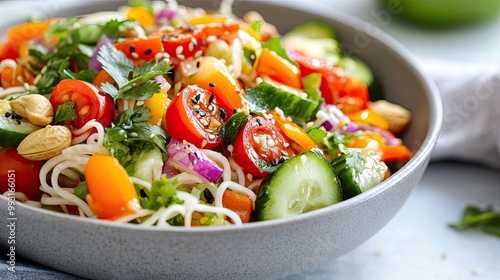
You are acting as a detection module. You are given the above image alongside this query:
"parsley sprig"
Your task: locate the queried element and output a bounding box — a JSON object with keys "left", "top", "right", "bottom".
{"left": 97, "top": 45, "right": 172, "bottom": 100}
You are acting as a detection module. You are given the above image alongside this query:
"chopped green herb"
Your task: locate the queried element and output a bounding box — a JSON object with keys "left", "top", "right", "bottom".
{"left": 450, "top": 205, "right": 500, "bottom": 238}
{"left": 52, "top": 101, "right": 77, "bottom": 125}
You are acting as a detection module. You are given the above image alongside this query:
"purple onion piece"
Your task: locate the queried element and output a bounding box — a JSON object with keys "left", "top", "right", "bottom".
{"left": 155, "top": 9, "right": 178, "bottom": 22}
{"left": 154, "top": 75, "right": 169, "bottom": 89}
{"left": 88, "top": 35, "right": 113, "bottom": 71}
{"left": 165, "top": 138, "right": 223, "bottom": 183}
{"left": 321, "top": 120, "right": 334, "bottom": 131}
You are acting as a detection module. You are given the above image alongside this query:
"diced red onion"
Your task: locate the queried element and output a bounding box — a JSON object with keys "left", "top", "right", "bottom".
{"left": 154, "top": 75, "right": 169, "bottom": 90}
{"left": 340, "top": 121, "right": 359, "bottom": 134}
{"left": 165, "top": 138, "right": 223, "bottom": 183}
{"left": 321, "top": 119, "right": 334, "bottom": 131}
{"left": 88, "top": 35, "right": 113, "bottom": 71}
{"left": 155, "top": 9, "right": 178, "bottom": 22}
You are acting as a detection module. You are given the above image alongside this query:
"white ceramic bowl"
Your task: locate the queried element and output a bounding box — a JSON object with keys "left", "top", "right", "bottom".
{"left": 0, "top": 1, "right": 442, "bottom": 279}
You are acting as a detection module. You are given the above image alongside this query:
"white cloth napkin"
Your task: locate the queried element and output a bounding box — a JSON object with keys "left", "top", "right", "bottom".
{"left": 418, "top": 58, "right": 500, "bottom": 169}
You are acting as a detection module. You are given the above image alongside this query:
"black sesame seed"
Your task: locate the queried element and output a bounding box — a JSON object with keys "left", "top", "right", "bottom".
{"left": 233, "top": 109, "right": 238, "bottom": 114}
{"left": 191, "top": 94, "right": 201, "bottom": 104}
{"left": 236, "top": 90, "right": 241, "bottom": 94}
{"left": 5, "top": 112, "right": 11, "bottom": 118}
{"left": 144, "top": 49, "right": 152, "bottom": 55}
{"left": 199, "top": 110, "right": 206, "bottom": 117}
{"left": 208, "top": 94, "right": 214, "bottom": 104}
{"left": 15, "top": 120, "right": 21, "bottom": 125}
{"left": 209, "top": 82, "right": 215, "bottom": 87}
{"left": 278, "top": 157, "right": 286, "bottom": 164}
{"left": 256, "top": 118, "right": 262, "bottom": 126}
{"left": 12, "top": 114, "right": 22, "bottom": 120}
{"left": 193, "top": 108, "right": 200, "bottom": 113}
{"left": 219, "top": 107, "right": 226, "bottom": 119}
{"left": 270, "top": 159, "right": 277, "bottom": 166}
{"left": 200, "top": 38, "right": 205, "bottom": 46}
{"left": 129, "top": 45, "right": 136, "bottom": 53}
{"left": 207, "top": 104, "right": 214, "bottom": 112}
{"left": 196, "top": 61, "right": 200, "bottom": 68}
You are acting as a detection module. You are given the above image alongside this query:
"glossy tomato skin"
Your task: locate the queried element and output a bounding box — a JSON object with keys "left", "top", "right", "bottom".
{"left": 115, "top": 36, "right": 163, "bottom": 62}
{"left": 0, "top": 148, "right": 44, "bottom": 199}
{"left": 288, "top": 49, "right": 369, "bottom": 109}
{"left": 165, "top": 85, "right": 227, "bottom": 149}
{"left": 232, "top": 116, "right": 294, "bottom": 177}
{"left": 50, "top": 79, "right": 115, "bottom": 138}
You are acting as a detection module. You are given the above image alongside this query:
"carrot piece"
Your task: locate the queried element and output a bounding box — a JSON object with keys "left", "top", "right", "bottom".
{"left": 84, "top": 154, "right": 140, "bottom": 220}
{"left": 222, "top": 190, "right": 253, "bottom": 223}
{"left": 92, "top": 69, "right": 114, "bottom": 88}
{"left": 381, "top": 144, "right": 413, "bottom": 163}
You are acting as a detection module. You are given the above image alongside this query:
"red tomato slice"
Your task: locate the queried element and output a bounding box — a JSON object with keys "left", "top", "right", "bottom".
{"left": 50, "top": 79, "right": 115, "bottom": 139}
{"left": 0, "top": 148, "right": 44, "bottom": 199}
{"left": 288, "top": 49, "right": 369, "bottom": 108}
{"left": 115, "top": 36, "right": 163, "bottom": 62}
{"left": 157, "top": 25, "right": 205, "bottom": 66}
{"left": 232, "top": 116, "right": 294, "bottom": 177}
{"left": 165, "top": 85, "right": 227, "bottom": 149}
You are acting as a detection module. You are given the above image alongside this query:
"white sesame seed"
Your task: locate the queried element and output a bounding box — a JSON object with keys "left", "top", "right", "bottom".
{"left": 194, "top": 50, "right": 203, "bottom": 58}
{"left": 163, "top": 52, "right": 170, "bottom": 58}
{"left": 131, "top": 52, "right": 139, "bottom": 59}
{"left": 200, "top": 119, "right": 209, "bottom": 126}
{"left": 175, "top": 46, "right": 184, "bottom": 54}
{"left": 206, "top": 35, "right": 217, "bottom": 43}
{"left": 155, "top": 52, "right": 163, "bottom": 60}
{"left": 227, "top": 145, "right": 234, "bottom": 153}
{"left": 136, "top": 100, "right": 144, "bottom": 106}
{"left": 176, "top": 54, "right": 185, "bottom": 60}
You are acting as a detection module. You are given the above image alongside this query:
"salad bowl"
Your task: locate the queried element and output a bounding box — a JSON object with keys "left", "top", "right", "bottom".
{"left": 0, "top": 0, "right": 442, "bottom": 279}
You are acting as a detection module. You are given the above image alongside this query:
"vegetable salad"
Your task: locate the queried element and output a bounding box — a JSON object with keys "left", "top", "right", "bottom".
{"left": 0, "top": 0, "right": 413, "bottom": 226}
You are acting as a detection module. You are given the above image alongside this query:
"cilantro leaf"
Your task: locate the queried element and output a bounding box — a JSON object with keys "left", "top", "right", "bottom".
{"left": 52, "top": 101, "right": 77, "bottom": 124}
{"left": 97, "top": 45, "right": 172, "bottom": 100}
{"left": 449, "top": 205, "right": 500, "bottom": 237}
{"left": 139, "top": 175, "right": 183, "bottom": 210}
{"left": 74, "top": 181, "right": 89, "bottom": 201}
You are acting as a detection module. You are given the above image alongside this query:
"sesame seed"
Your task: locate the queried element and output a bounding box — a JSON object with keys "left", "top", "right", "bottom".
{"left": 200, "top": 119, "right": 209, "bottom": 126}
{"left": 163, "top": 52, "right": 170, "bottom": 58}
{"left": 196, "top": 61, "right": 200, "bottom": 68}
{"left": 227, "top": 145, "right": 234, "bottom": 153}
{"left": 155, "top": 53, "right": 163, "bottom": 60}
{"left": 208, "top": 93, "right": 214, "bottom": 103}
{"left": 131, "top": 52, "right": 139, "bottom": 59}
{"left": 206, "top": 35, "right": 217, "bottom": 43}
{"left": 209, "top": 82, "right": 215, "bottom": 87}
{"left": 194, "top": 50, "right": 203, "bottom": 58}
{"left": 188, "top": 42, "right": 195, "bottom": 52}
{"left": 177, "top": 54, "right": 185, "bottom": 60}
{"left": 256, "top": 118, "right": 262, "bottom": 126}
{"left": 176, "top": 46, "right": 184, "bottom": 54}
{"left": 136, "top": 100, "right": 144, "bottom": 106}
{"left": 129, "top": 45, "right": 136, "bottom": 53}
{"left": 144, "top": 49, "right": 152, "bottom": 55}
{"left": 208, "top": 134, "right": 215, "bottom": 140}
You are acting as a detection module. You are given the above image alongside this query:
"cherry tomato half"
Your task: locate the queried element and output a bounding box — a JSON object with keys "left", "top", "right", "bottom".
{"left": 0, "top": 148, "right": 44, "bottom": 199}
{"left": 232, "top": 116, "right": 294, "bottom": 177}
{"left": 115, "top": 35, "right": 163, "bottom": 62}
{"left": 288, "top": 49, "right": 369, "bottom": 108}
{"left": 157, "top": 25, "right": 205, "bottom": 66}
{"left": 165, "top": 85, "right": 227, "bottom": 149}
{"left": 50, "top": 79, "right": 115, "bottom": 139}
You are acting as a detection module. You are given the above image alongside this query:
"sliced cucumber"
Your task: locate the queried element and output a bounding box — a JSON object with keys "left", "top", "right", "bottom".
{"left": 0, "top": 101, "right": 42, "bottom": 148}
{"left": 245, "top": 81, "right": 323, "bottom": 122}
{"left": 255, "top": 150, "right": 342, "bottom": 221}
{"left": 287, "top": 20, "right": 337, "bottom": 39}
{"left": 330, "top": 148, "right": 388, "bottom": 199}
{"left": 0, "top": 115, "right": 42, "bottom": 148}
{"left": 337, "top": 56, "right": 374, "bottom": 87}
{"left": 281, "top": 34, "right": 340, "bottom": 66}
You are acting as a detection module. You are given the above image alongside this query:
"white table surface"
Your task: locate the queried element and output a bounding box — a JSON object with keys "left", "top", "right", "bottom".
{"left": 1, "top": 1, "right": 500, "bottom": 279}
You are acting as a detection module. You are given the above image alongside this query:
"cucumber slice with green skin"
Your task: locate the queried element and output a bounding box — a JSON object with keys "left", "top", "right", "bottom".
{"left": 287, "top": 20, "right": 337, "bottom": 39}
{"left": 337, "top": 56, "right": 374, "bottom": 87}
{"left": 245, "top": 81, "right": 323, "bottom": 122}
{"left": 255, "top": 150, "right": 342, "bottom": 221}
{"left": 330, "top": 148, "right": 388, "bottom": 199}
{"left": 0, "top": 115, "right": 42, "bottom": 148}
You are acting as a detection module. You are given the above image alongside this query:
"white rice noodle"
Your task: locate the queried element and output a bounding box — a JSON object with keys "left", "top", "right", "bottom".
{"left": 230, "top": 38, "right": 242, "bottom": 78}
{"left": 215, "top": 181, "right": 256, "bottom": 210}
{"left": 228, "top": 157, "right": 245, "bottom": 186}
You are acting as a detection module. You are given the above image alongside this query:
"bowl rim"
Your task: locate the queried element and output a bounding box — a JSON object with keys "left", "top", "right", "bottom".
{"left": 0, "top": 0, "right": 443, "bottom": 234}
